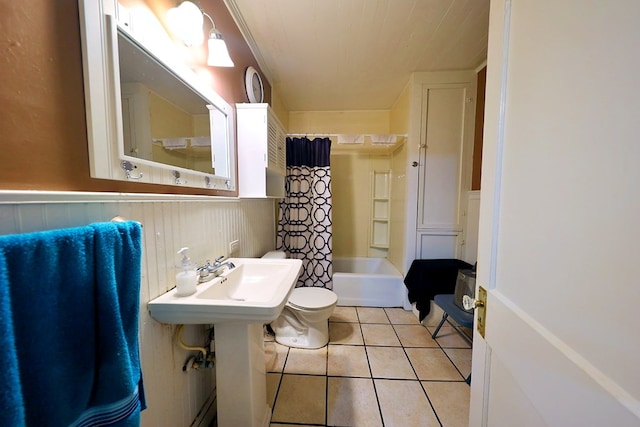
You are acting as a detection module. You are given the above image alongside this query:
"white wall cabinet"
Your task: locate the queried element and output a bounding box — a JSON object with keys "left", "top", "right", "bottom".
{"left": 417, "top": 231, "right": 460, "bottom": 259}
{"left": 403, "top": 71, "right": 477, "bottom": 268}
{"left": 236, "top": 103, "right": 286, "bottom": 198}
{"left": 416, "top": 84, "right": 473, "bottom": 231}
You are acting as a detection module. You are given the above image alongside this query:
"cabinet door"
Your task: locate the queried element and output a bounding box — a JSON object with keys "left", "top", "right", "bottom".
{"left": 417, "top": 84, "right": 472, "bottom": 230}
{"left": 267, "top": 110, "right": 286, "bottom": 174}
{"left": 416, "top": 231, "right": 460, "bottom": 259}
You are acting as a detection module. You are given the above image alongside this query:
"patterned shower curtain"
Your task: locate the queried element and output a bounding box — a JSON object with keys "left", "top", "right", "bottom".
{"left": 277, "top": 137, "right": 333, "bottom": 289}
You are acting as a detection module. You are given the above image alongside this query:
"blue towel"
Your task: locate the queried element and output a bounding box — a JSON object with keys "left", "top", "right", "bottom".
{"left": 0, "top": 254, "right": 25, "bottom": 426}
{"left": 0, "top": 221, "right": 145, "bottom": 427}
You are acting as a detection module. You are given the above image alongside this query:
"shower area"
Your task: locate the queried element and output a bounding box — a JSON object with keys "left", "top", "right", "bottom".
{"left": 285, "top": 103, "right": 410, "bottom": 307}
{"left": 328, "top": 135, "right": 407, "bottom": 307}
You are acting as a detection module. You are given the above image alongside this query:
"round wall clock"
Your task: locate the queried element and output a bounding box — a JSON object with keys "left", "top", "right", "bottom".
{"left": 245, "top": 66, "right": 264, "bottom": 103}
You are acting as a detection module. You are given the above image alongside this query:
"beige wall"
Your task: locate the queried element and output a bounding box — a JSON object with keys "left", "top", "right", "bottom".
{"left": 289, "top": 110, "right": 390, "bottom": 134}
{"left": 288, "top": 110, "right": 400, "bottom": 258}
{"left": 146, "top": 93, "right": 213, "bottom": 173}
{"left": 387, "top": 85, "right": 410, "bottom": 272}
{"left": 388, "top": 142, "right": 408, "bottom": 271}
{"left": 270, "top": 86, "right": 290, "bottom": 130}
{"left": 330, "top": 152, "right": 392, "bottom": 257}
{"left": 390, "top": 83, "right": 410, "bottom": 135}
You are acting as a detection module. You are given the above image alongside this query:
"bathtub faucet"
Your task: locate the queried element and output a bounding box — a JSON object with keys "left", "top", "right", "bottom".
{"left": 197, "top": 256, "right": 236, "bottom": 283}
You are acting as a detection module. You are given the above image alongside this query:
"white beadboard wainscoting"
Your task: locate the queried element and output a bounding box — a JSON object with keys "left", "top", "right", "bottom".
{"left": 0, "top": 191, "right": 277, "bottom": 427}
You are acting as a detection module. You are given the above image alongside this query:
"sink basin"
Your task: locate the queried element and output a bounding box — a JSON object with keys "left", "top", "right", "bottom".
{"left": 148, "top": 257, "right": 302, "bottom": 324}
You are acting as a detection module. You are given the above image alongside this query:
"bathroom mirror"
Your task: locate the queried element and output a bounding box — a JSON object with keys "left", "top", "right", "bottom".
{"left": 78, "top": 0, "right": 236, "bottom": 191}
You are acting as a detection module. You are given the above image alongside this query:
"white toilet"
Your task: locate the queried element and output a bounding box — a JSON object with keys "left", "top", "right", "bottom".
{"left": 263, "top": 251, "right": 338, "bottom": 349}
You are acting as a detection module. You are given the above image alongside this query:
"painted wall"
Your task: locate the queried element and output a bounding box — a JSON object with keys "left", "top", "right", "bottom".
{"left": 0, "top": 0, "right": 269, "bottom": 197}
{"left": 389, "top": 84, "right": 410, "bottom": 135}
{"left": 387, "top": 84, "right": 410, "bottom": 272}
{"left": 289, "top": 110, "right": 390, "bottom": 134}
{"left": 0, "top": 0, "right": 278, "bottom": 425}
{"left": 388, "top": 142, "right": 408, "bottom": 271}
{"left": 147, "top": 92, "right": 213, "bottom": 174}
{"left": 270, "top": 86, "right": 290, "bottom": 130}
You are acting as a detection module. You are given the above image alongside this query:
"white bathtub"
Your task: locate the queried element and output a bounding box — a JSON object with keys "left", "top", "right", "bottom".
{"left": 332, "top": 257, "right": 406, "bottom": 307}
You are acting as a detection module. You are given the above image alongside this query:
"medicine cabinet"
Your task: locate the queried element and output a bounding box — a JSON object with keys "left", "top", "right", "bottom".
{"left": 78, "top": 0, "right": 236, "bottom": 191}
{"left": 236, "top": 103, "right": 286, "bottom": 198}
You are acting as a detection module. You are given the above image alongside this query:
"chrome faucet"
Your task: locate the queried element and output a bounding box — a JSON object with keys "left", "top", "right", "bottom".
{"left": 197, "top": 256, "right": 236, "bottom": 283}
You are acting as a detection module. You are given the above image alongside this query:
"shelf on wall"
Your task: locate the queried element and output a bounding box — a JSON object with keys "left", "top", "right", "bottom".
{"left": 370, "top": 170, "right": 391, "bottom": 249}
{"left": 287, "top": 134, "right": 407, "bottom": 155}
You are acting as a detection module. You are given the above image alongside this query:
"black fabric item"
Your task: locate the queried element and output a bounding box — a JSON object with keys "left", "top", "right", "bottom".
{"left": 404, "top": 259, "right": 473, "bottom": 321}
{"left": 286, "top": 137, "right": 332, "bottom": 167}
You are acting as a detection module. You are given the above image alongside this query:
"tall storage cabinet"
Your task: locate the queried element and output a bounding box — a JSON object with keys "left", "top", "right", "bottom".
{"left": 236, "top": 103, "right": 286, "bottom": 198}
{"left": 404, "top": 71, "right": 477, "bottom": 263}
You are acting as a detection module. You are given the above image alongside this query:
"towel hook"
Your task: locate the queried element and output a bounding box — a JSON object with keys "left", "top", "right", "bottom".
{"left": 173, "top": 170, "right": 187, "bottom": 185}
{"left": 120, "top": 160, "right": 143, "bottom": 180}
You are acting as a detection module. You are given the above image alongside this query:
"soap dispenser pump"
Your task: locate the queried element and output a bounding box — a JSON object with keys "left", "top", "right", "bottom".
{"left": 175, "top": 247, "right": 197, "bottom": 297}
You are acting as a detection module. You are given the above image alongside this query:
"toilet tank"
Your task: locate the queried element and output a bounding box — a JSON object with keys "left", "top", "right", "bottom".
{"left": 262, "top": 251, "right": 286, "bottom": 259}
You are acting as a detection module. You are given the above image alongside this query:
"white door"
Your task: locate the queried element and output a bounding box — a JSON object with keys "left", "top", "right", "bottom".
{"left": 470, "top": 0, "right": 640, "bottom": 425}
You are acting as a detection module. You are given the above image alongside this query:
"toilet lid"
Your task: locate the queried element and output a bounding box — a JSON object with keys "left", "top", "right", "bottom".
{"left": 288, "top": 287, "right": 337, "bottom": 310}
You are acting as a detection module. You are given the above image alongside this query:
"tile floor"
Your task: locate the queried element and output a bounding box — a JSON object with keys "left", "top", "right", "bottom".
{"left": 264, "top": 306, "right": 472, "bottom": 427}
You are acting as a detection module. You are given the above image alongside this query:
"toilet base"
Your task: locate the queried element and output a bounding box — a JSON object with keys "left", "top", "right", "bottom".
{"left": 271, "top": 319, "right": 330, "bottom": 349}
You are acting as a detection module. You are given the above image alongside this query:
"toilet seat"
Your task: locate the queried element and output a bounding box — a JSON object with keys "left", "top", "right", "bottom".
{"left": 287, "top": 287, "right": 337, "bottom": 311}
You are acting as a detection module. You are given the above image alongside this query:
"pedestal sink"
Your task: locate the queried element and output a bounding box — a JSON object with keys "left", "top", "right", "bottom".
{"left": 148, "top": 258, "right": 302, "bottom": 427}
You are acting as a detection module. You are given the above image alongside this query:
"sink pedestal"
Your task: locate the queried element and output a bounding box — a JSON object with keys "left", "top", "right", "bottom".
{"left": 146, "top": 258, "right": 303, "bottom": 425}
{"left": 214, "top": 322, "right": 270, "bottom": 427}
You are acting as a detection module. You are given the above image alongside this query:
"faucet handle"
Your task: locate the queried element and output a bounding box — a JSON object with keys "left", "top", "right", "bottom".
{"left": 213, "top": 255, "right": 225, "bottom": 266}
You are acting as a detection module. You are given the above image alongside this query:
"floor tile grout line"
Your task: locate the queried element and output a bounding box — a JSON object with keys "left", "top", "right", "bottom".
{"left": 360, "top": 307, "right": 387, "bottom": 426}
{"left": 370, "top": 374, "right": 386, "bottom": 427}
{"left": 437, "top": 317, "right": 474, "bottom": 344}
{"left": 324, "top": 341, "right": 329, "bottom": 427}
{"left": 323, "top": 374, "right": 328, "bottom": 426}
{"left": 418, "top": 380, "right": 445, "bottom": 427}
{"left": 271, "top": 307, "right": 471, "bottom": 426}
{"left": 425, "top": 321, "right": 471, "bottom": 383}
{"left": 389, "top": 307, "right": 456, "bottom": 425}
{"left": 331, "top": 320, "right": 420, "bottom": 325}
{"left": 441, "top": 347, "right": 469, "bottom": 382}
{"left": 398, "top": 328, "right": 445, "bottom": 427}
{"left": 270, "top": 345, "right": 290, "bottom": 418}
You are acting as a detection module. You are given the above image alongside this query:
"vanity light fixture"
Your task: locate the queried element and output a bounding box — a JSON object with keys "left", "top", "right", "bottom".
{"left": 167, "top": 1, "right": 234, "bottom": 67}
{"left": 167, "top": 1, "right": 204, "bottom": 47}
{"left": 205, "top": 22, "right": 234, "bottom": 67}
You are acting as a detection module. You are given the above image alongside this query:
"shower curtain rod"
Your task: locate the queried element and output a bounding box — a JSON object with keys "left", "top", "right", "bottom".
{"left": 287, "top": 133, "right": 339, "bottom": 137}
{"left": 286, "top": 133, "right": 408, "bottom": 137}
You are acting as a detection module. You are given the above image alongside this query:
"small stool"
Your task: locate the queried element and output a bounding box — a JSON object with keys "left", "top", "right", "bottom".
{"left": 432, "top": 294, "right": 474, "bottom": 384}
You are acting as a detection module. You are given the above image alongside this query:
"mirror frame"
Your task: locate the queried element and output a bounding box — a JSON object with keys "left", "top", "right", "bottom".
{"left": 78, "top": 0, "right": 236, "bottom": 191}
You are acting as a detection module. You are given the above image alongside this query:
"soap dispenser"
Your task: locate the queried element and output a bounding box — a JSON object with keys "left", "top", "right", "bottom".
{"left": 175, "top": 247, "right": 197, "bottom": 297}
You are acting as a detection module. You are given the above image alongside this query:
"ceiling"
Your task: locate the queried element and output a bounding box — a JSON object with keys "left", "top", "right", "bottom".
{"left": 225, "top": 0, "right": 490, "bottom": 112}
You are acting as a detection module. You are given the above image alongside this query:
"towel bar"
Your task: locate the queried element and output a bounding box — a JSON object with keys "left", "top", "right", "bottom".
{"left": 111, "top": 216, "right": 143, "bottom": 227}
